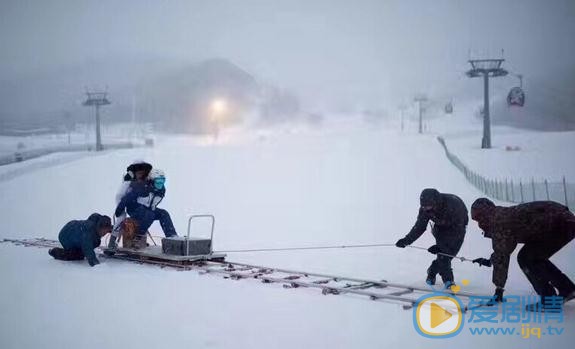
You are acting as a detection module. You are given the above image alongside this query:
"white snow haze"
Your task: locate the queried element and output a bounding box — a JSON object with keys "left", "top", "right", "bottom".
{"left": 1, "top": 1, "right": 574, "bottom": 349}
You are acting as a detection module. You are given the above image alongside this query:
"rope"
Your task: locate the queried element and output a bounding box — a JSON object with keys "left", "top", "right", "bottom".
{"left": 214, "top": 243, "right": 397, "bottom": 253}
{"left": 407, "top": 245, "right": 473, "bottom": 263}
{"left": 147, "top": 236, "right": 475, "bottom": 262}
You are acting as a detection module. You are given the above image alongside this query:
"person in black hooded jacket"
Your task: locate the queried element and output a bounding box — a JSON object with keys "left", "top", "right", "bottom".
{"left": 471, "top": 198, "right": 575, "bottom": 309}
{"left": 49, "top": 213, "right": 112, "bottom": 266}
{"left": 395, "top": 188, "right": 469, "bottom": 288}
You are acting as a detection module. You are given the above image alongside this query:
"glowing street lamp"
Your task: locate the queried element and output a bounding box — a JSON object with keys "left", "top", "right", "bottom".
{"left": 209, "top": 98, "right": 228, "bottom": 140}
{"left": 210, "top": 99, "right": 228, "bottom": 117}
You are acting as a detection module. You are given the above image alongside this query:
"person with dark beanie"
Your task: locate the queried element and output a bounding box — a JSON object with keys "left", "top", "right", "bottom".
{"left": 396, "top": 188, "right": 469, "bottom": 289}
{"left": 471, "top": 198, "right": 575, "bottom": 311}
{"left": 49, "top": 213, "right": 112, "bottom": 267}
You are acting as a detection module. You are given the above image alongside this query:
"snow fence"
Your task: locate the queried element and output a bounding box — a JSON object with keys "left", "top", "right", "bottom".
{"left": 437, "top": 136, "right": 574, "bottom": 212}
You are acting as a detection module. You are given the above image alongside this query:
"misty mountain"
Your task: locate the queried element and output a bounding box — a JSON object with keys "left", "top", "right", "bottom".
{"left": 0, "top": 57, "right": 301, "bottom": 133}
{"left": 136, "top": 58, "right": 259, "bottom": 133}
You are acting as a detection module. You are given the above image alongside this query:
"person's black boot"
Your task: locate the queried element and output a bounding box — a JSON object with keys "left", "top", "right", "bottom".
{"left": 426, "top": 274, "right": 436, "bottom": 286}
{"left": 49, "top": 248, "right": 84, "bottom": 261}
{"left": 444, "top": 281, "right": 456, "bottom": 291}
{"left": 49, "top": 247, "right": 66, "bottom": 260}
{"left": 104, "top": 235, "right": 117, "bottom": 256}
{"left": 560, "top": 290, "right": 575, "bottom": 303}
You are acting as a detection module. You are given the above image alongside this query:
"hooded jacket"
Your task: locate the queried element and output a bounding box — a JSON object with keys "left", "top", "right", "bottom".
{"left": 403, "top": 193, "right": 469, "bottom": 245}
{"left": 478, "top": 201, "right": 574, "bottom": 288}
{"left": 58, "top": 213, "right": 104, "bottom": 266}
{"left": 115, "top": 181, "right": 165, "bottom": 217}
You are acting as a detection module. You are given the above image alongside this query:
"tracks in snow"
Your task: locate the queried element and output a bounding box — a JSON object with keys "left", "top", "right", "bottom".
{"left": 1, "top": 237, "right": 488, "bottom": 310}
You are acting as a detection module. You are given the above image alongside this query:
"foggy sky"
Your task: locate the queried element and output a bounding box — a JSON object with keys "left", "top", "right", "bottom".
{"left": 1, "top": 0, "right": 574, "bottom": 110}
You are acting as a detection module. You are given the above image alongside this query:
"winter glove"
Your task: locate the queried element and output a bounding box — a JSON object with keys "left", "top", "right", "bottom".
{"left": 395, "top": 238, "right": 409, "bottom": 248}
{"left": 472, "top": 257, "right": 492, "bottom": 267}
{"left": 114, "top": 206, "right": 124, "bottom": 218}
{"left": 427, "top": 245, "right": 441, "bottom": 255}
{"left": 487, "top": 287, "right": 505, "bottom": 305}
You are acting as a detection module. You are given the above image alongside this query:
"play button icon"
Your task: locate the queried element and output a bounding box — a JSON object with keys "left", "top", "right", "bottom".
{"left": 413, "top": 294, "right": 464, "bottom": 338}
{"left": 431, "top": 302, "right": 452, "bottom": 328}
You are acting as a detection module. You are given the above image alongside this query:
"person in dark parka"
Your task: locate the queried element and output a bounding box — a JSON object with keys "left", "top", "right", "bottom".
{"left": 471, "top": 198, "right": 575, "bottom": 310}
{"left": 395, "top": 188, "right": 469, "bottom": 288}
{"left": 49, "top": 213, "right": 112, "bottom": 266}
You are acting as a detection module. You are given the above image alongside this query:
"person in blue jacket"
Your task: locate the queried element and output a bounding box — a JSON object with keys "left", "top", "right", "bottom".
{"left": 49, "top": 213, "right": 113, "bottom": 266}
{"left": 113, "top": 168, "right": 177, "bottom": 248}
{"left": 107, "top": 160, "right": 153, "bottom": 251}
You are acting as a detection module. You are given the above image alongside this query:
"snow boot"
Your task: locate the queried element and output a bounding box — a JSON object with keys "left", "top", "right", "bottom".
{"left": 104, "top": 235, "right": 117, "bottom": 256}
{"left": 560, "top": 290, "right": 575, "bottom": 304}
{"left": 48, "top": 247, "right": 61, "bottom": 259}
{"left": 426, "top": 275, "right": 436, "bottom": 286}
{"left": 49, "top": 248, "right": 84, "bottom": 261}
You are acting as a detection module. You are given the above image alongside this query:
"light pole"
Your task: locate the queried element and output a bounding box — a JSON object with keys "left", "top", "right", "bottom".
{"left": 209, "top": 98, "right": 228, "bottom": 141}
{"left": 83, "top": 91, "right": 111, "bottom": 151}
{"left": 466, "top": 59, "right": 508, "bottom": 149}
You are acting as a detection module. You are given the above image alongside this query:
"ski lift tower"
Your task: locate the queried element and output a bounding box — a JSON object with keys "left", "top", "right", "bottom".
{"left": 83, "top": 91, "right": 111, "bottom": 151}
{"left": 466, "top": 58, "right": 508, "bottom": 149}
{"left": 413, "top": 94, "right": 427, "bottom": 134}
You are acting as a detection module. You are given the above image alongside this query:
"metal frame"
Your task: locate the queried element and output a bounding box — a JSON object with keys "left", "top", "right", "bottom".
{"left": 186, "top": 214, "right": 216, "bottom": 254}
{"left": 114, "top": 246, "right": 226, "bottom": 262}
{"left": 6, "top": 238, "right": 487, "bottom": 311}
{"left": 83, "top": 91, "right": 111, "bottom": 151}
{"left": 466, "top": 58, "right": 508, "bottom": 149}
{"left": 222, "top": 260, "right": 482, "bottom": 299}
{"left": 413, "top": 95, "right": 427, "bottom": 134}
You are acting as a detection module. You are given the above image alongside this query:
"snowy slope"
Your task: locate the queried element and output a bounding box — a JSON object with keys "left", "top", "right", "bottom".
{"left": 427, "top": 110, "right": 575, "bottom": 181}
{"left": 1, "top": 120, "right": 574, "bottom": 348}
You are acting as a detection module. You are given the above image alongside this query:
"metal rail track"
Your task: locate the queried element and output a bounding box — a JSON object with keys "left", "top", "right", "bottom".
{"left": 1, "top": 238, "right": 487, "bottom": 310}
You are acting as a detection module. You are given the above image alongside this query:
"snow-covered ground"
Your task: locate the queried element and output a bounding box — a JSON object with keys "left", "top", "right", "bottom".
{"left": 0, "top": 119, "right": 573, "bottom": 348}
{"left": 429, "top": 111, "right": 575, "bottom": 182}
{"left": 0, "top": 122, "right": 152, "bottom": 157}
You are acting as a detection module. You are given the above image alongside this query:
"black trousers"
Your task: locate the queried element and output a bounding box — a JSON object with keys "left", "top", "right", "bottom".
{"left": 517, "top": 230, "right": 575, "bottom": 298}
{"left": 427, "top": 225, "right": 466, "bottom": 283}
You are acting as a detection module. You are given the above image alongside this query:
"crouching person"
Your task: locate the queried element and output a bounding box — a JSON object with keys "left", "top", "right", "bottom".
{"left": 49, "top": 213, "right": 113, "bottom": 267}
{"left": 471, "top": 198, "right": 575, "bottom": 310}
